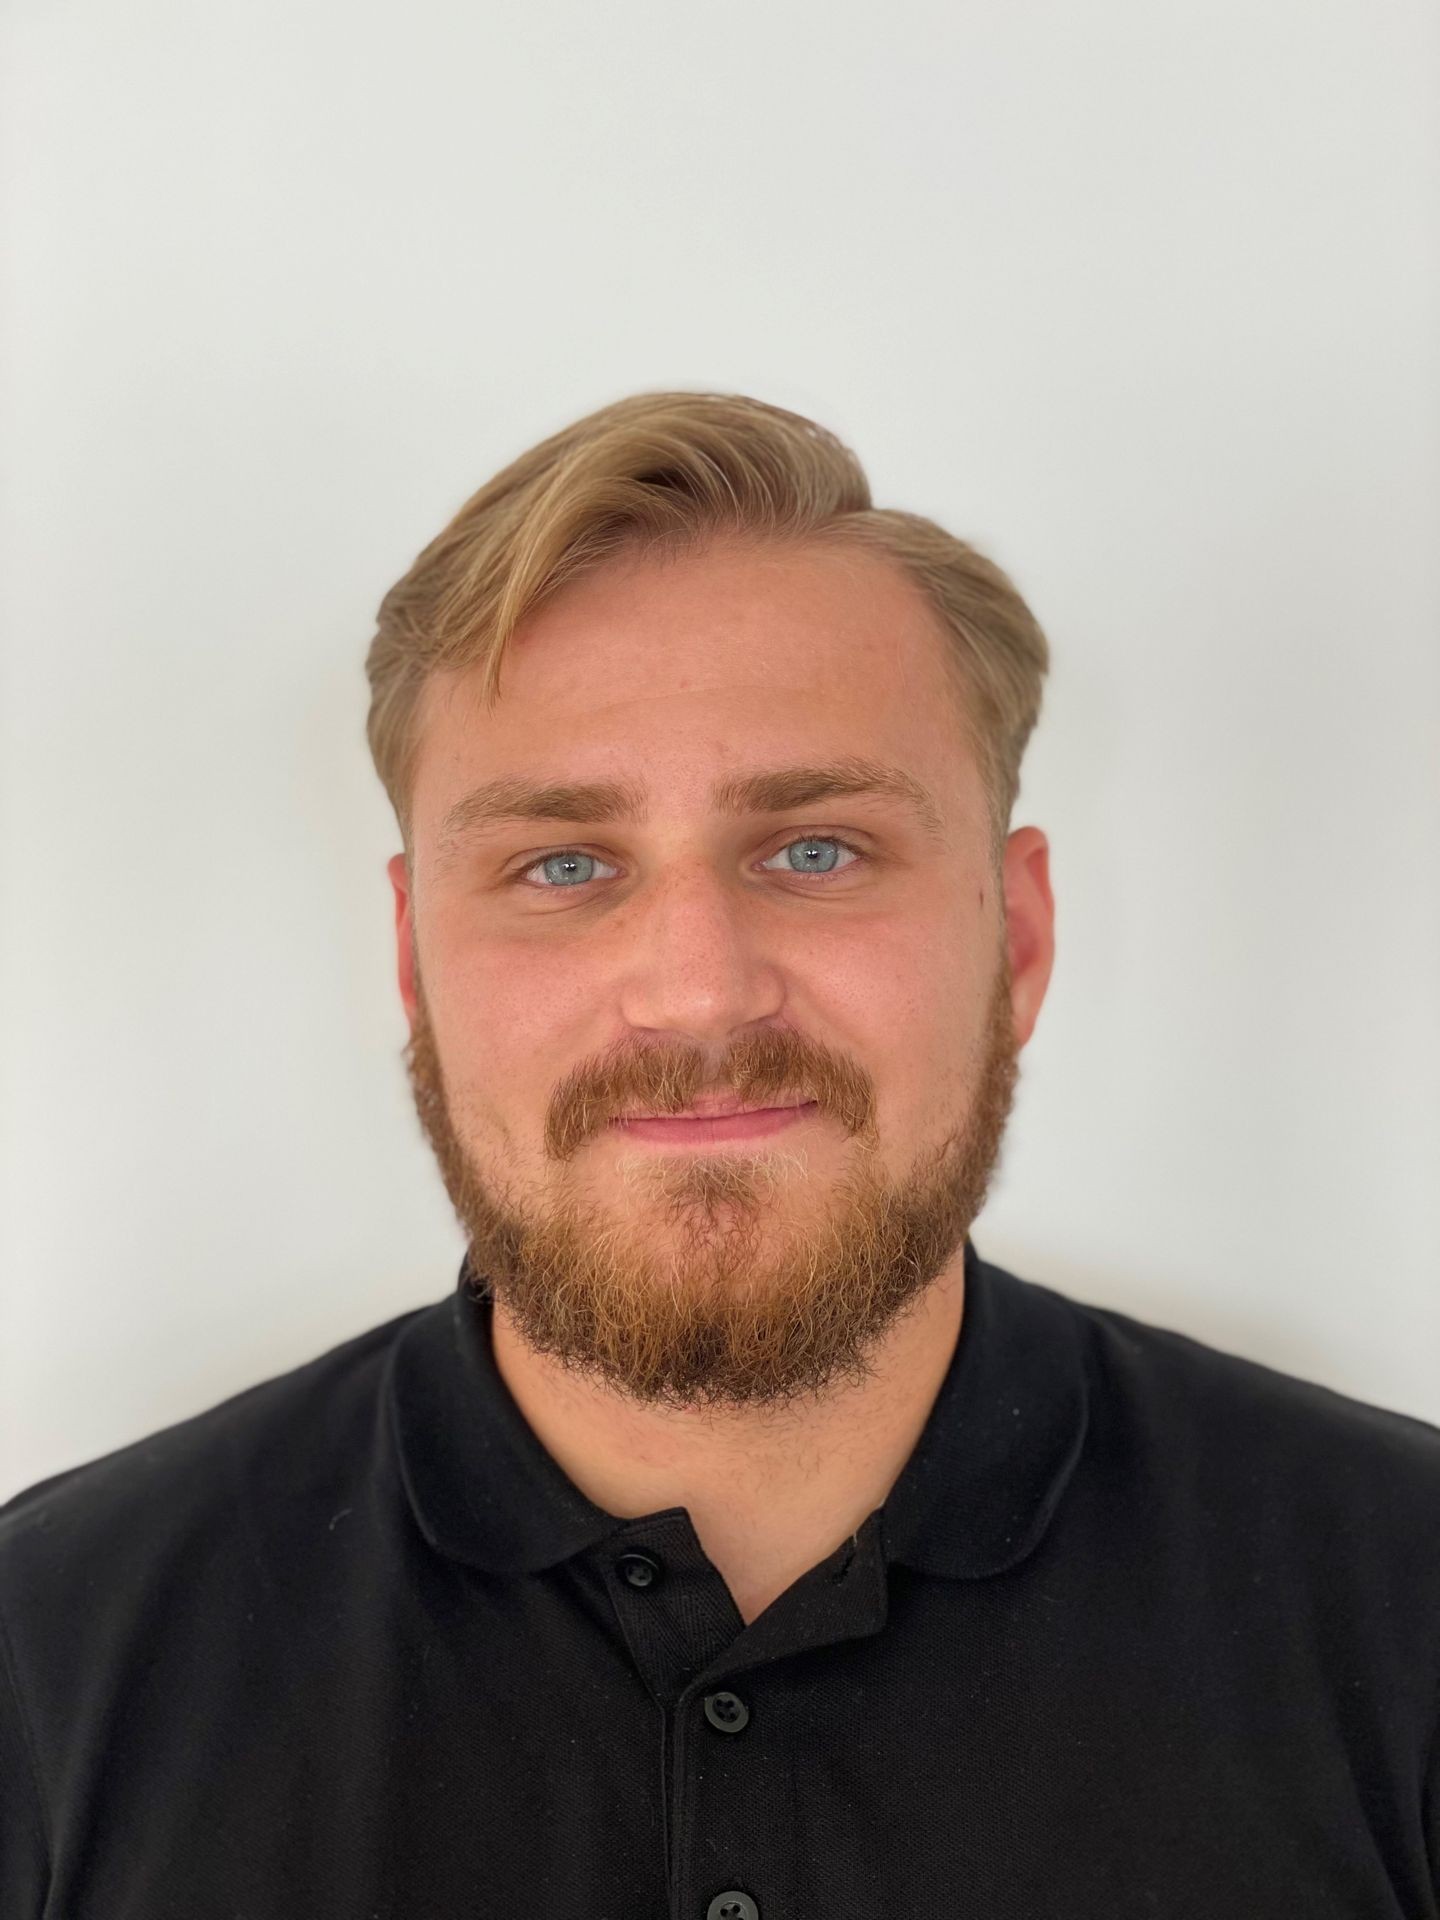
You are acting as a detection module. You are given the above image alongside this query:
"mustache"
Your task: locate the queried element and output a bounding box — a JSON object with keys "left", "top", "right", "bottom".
{"left": 544, "top": 1026, "right": 876, "bottom": 1160}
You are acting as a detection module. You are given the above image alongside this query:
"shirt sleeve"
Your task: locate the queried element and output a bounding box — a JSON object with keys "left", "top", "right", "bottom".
{"left": 0, "top": 1603, "right": 49, "bottom": 1916}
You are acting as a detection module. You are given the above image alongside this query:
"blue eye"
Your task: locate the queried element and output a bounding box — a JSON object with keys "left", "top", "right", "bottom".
{"left": 528, "top": 851, "right": 619, "bottom": 888}
{"left": 758, "top": 837, "right": 860, "bottom": 876}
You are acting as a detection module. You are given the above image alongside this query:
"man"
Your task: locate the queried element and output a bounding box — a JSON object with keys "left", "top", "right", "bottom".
{"left": 1, "top": 393, "right": 1436, "bottom": 1917}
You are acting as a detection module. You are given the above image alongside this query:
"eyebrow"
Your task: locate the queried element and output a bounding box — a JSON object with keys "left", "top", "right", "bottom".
{"left": 435, "top": 756, "right": 948, "bottom": 859}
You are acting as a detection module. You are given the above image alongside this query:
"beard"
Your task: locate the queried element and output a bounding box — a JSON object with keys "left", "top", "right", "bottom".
{"left": 403, "top": 950, "right": 1021, "bottom": 1413}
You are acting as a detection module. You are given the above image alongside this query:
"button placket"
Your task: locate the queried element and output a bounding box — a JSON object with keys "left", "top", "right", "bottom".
{"left": 606, "top": 1518, "right": 750, "bottom": 1725}
{"left": 601, "top": 1516, "right": 781, "bottom": 1917}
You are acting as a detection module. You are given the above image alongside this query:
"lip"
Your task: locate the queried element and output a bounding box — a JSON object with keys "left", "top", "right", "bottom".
{"left": 609, "top": 1101, "right": 819, "bottom": 1146}
{"left": 620, "top": 1093, "right": 795, "bottom": 1120}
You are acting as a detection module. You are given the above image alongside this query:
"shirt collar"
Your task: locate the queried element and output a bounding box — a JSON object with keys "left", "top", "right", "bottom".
{"left": 388, "top": 1236, "right": 1090, "bottom": 1582}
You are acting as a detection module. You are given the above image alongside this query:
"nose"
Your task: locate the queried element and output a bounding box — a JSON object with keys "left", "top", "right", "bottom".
{"left": 615, "top": 862, "right": 787, "bottom": 1051}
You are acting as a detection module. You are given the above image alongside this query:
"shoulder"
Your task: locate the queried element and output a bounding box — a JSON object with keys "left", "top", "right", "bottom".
{"left": 1084, "top": 1281, "right": 1439, "bottom": 1476}
{"left": 0, "top": 1302, "right": 432, "bottom": 1605}
{"left": 0, "top": 1300, "right": 443, "bottom": 1908}
{"left": 985, "top": 1252, "right": 1440, "bottom": 1458}
{"left": 980, "top": 1253, "right": 1440, "bottom": 1572}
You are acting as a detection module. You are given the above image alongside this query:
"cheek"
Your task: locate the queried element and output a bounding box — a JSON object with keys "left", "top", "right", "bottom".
{"left": 809, "top": 903, "right": 977, "bottom": 1032}
{"left": 423, "top": 939, "right": 593, "bottom": 1152}
{"left": 817, "top": 916, "right": 987, "bottom": 1121}
{"left": 430, "top": 898, "right": 602, "bottom": 1025}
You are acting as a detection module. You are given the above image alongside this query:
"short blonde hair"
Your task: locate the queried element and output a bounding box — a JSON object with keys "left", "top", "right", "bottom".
{"left": 365, "top": 392, "right": 1049, "bottom": 866}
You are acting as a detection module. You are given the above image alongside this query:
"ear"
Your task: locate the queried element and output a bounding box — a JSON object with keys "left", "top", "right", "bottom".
{"left": 1000, "top": 826, "right": 1055, "bottom": 1048}
{"left": 387, "top": 852, "right": 419, "bottom": 1032}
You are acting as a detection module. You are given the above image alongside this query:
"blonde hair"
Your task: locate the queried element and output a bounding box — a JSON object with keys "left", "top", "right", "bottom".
{"left": 365, "top": 392, "right": 1049, "bottom": 867}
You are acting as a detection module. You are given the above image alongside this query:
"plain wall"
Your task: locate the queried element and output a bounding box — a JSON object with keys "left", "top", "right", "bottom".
{"left": 2, "top": 0, "right": 1437, "bottom": 1500}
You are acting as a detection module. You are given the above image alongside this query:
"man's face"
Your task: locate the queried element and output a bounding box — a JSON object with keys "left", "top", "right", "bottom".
{"left": 390, "top": 535, "right": 1053, "bottom": 1410}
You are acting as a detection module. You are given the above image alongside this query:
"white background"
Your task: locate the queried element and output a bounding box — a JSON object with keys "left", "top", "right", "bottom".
{"left": 2, "top": 0, "right": 1437, "bottom": 1500}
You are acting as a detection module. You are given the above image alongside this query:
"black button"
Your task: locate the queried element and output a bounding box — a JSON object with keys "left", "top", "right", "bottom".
{"left": 617, "top": 1551, "right": 662, "bottom": 1590}
{"left": 703, "top": 1690, "right": 750, "bottom": 1734}
{"left": 706, "top": 1895, "right": 759, "bottom": 1920}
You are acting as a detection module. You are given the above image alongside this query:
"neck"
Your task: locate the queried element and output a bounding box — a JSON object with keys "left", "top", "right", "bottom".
{"left": 489, "top": 1251, "right": 967, "bottom": 1627}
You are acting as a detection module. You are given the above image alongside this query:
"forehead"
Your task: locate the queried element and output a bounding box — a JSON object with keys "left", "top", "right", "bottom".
{"left": 411, "top": 536, "right": 978, "bottom": 831}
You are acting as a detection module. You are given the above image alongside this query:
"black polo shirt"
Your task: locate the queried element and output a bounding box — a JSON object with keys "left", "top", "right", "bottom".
{"left": 2, "top": 1239, "right": 1438, "bottom": 1918}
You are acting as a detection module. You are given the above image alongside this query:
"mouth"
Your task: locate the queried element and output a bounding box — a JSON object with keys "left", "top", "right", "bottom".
{"left": 609, "top": 1099, "right": 819, "bottom": 1147}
